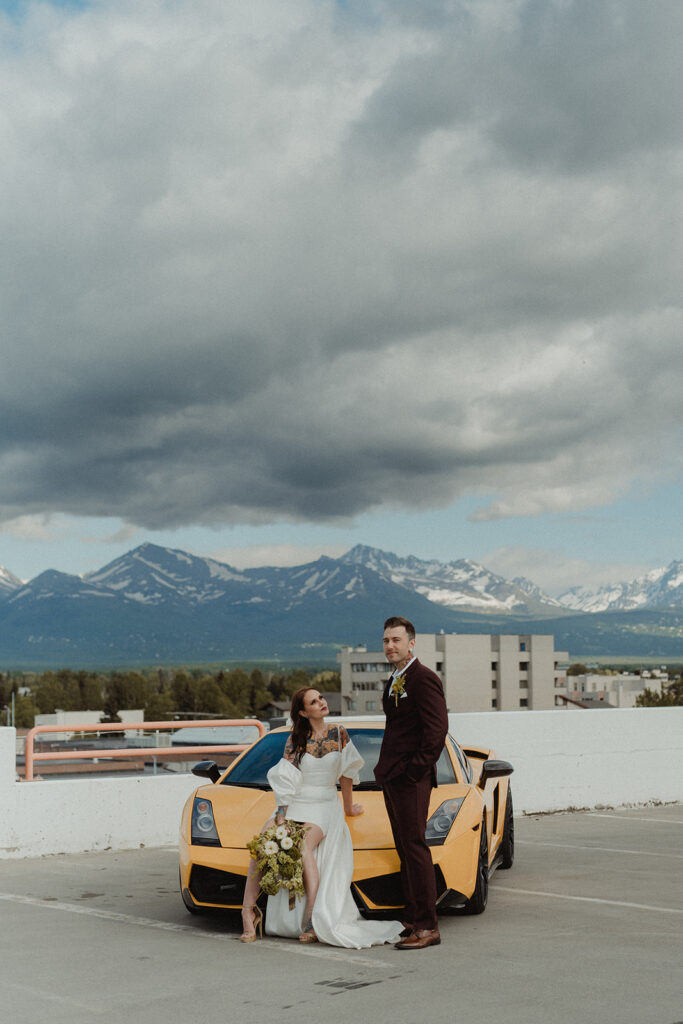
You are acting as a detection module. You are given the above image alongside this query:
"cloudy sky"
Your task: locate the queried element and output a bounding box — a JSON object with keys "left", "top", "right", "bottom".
{"left": 1, "top": 0, "right": 681, "bottom": 595}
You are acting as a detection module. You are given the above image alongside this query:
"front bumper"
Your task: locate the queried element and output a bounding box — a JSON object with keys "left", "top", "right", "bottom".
{"left": 180, "top": 843, "right": 251, "bottom": 910}
{"left": 180, "top": 823, "right": 480, "bottom": 914}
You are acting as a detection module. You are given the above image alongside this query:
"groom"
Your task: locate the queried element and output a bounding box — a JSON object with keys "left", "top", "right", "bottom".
{"left": 374, "top": 616, "right": 449, "bottom": 950}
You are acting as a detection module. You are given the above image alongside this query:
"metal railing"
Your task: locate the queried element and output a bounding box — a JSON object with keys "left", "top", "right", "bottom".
{"left": 22, "top": 719, "right": 266, "bottom": 781}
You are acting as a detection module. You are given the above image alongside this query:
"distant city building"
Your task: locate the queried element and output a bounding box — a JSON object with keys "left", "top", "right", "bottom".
{"left": 33, "top": 709, "right": 145, "bottom": 742}
{"left": 170, "top": 723, "right": 262, "bottom": 746}
{"left": 556, "top": 693, "right": 616, "bottom": 709}
{"left": 338, "top": 633, "right": 568, "bottom": 713}
{"left": 565, "top": 671, "right": 666, "bottom": 709}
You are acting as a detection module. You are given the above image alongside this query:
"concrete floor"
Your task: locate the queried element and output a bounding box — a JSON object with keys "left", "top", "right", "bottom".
{"left": 1, "top": 803, "right": 681, "bottom": 1024}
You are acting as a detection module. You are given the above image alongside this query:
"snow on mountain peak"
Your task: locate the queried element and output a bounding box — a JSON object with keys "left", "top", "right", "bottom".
{"left": 84, "top": 543, "right": 250, "bottom": 605}
{"left": 341, "top": 546, "right": 561, "bottom": 614}
{"left": 3, "top": 544, "right": 680, "bottom": 622}
{"left": 0, "top": 566, "right": 23, "bottom": 595}
{"left": 556, "top": 560, "right": 683, "bottom": 612}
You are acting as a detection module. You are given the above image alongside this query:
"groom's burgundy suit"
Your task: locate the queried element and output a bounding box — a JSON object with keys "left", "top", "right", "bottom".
{"left": 374, "top": 658, "right": 449, "bottom": 932}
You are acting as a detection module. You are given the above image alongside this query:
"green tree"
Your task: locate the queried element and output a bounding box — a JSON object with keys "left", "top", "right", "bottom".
{"left": 217, "top": 668, "right": 252, "bottom": 715}
{"left": 636, "top": 676, "right": 683, "bottom": 707}
{"left": 102, "top": 671, "right": 149, "bottom": 722}
{"left": 0, "top": 675, "right": 8, "bottom": 713}
{"left": 143, "top": 670, "right": 175, "bottom": 722}
{"left": 280, "top": 668, "right": 312, "bottom": 699}
{"left": 144, "top": 691, "right": 177, "bottom": 722}
{"left": 33, "top": 673, "right": 67, "bottom": 715}
{"left": 196, "top": 675, "right": 235, "bottom": 717}
{"left": 247, "top": 669, "right": 271, "bottom": 718}
{"left": 311, "top": 670, "right": 341, "bottom": 692}
{"left": 77, "top": 671, "right": 105, "bottom": 710}
{"left": 13, "top": 694, "right": 36, "bottom": 729}
{"left": 170, "top": 671, "right": 197, "bottom": 715}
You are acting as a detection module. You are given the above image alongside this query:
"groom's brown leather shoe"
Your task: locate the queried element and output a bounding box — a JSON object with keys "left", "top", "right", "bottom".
{"left": 395, "top": 927, "right": 441, "bottom": 950}
{"left": 398, "top": 924, "right": 413, "bottom": 938}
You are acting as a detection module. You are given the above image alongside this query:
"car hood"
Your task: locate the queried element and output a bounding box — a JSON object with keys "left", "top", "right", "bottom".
{"left": 195, "top": 784, "right": 397, "bottom": 850}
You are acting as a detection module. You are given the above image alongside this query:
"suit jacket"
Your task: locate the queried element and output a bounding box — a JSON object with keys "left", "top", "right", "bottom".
{"left": 373, "top": 658, "right": 449, "bottom": 788}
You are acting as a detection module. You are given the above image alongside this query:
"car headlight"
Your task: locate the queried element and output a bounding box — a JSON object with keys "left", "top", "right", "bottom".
{"left": 191, "top": 797, "right": 220, "bottom": 846}
{"left": 425, "top": 797, "right": 465, "bottom": 845}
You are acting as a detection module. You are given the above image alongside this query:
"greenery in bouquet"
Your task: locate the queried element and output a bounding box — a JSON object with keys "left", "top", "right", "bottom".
{"left": 247, "top": 820, "right": 308, "bottom": 905}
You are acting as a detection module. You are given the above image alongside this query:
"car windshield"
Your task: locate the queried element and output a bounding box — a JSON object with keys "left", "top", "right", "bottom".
{"left": 222, "top": 727, "right": 456, "bottom": 790}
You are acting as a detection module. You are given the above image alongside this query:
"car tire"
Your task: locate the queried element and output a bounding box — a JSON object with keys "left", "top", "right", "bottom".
{"left": 499, "top": 787, "right": 514, "bottom": 870}
{"left": 463, "top": 819, "right": 488, "bottom": 915}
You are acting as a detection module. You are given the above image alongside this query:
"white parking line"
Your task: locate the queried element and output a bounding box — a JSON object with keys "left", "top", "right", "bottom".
{"left": 517, "top": 839, "right": 683, "bottom": 859}
{"left": 587, "top": 813, "right": 683, "bottom": 824}
{"left": 496, "top": 886, "right": 683, "bottom": 915}
{"left": 0, "top": 892, "right": 394, "bottom": 968}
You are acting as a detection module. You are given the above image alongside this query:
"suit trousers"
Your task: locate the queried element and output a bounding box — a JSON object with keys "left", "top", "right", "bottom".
{"left": 382, "top": 774, "right": 437, "bottom": 932}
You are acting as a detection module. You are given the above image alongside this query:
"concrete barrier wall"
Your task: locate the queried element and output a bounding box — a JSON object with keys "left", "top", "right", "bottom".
{"left": 448, "top": 707, "right": 683, "bottom": 812}
{"left": 0, "top": 728, "right": 198, "bottom": 859}
{"left": 1, "top": 707, "right": 682, "bottom": 859}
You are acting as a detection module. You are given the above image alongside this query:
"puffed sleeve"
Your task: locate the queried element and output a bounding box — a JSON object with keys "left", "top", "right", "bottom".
{"left": 266, "top": 758, "right": 302, "bottom": 807}
{"left": 338, "top": 739, "right": 364, "bottom": 785}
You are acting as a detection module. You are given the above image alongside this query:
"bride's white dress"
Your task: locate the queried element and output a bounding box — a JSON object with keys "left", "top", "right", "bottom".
{"left": 265, "top": 738, "right": 402, "bottom": 948}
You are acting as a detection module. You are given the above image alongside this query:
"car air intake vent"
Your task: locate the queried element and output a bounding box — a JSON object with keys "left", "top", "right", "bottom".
{"left": 353, "top": 865, "right": 447, "bottom": 910}
{"left": 189, "top": 865, "right": 246, "bottom": 905}
{"left": 354, "top": 872, "right": 404, "bottom": 908}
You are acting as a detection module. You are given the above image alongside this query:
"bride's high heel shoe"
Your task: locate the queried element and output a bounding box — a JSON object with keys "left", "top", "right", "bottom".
{"left": 299, "top": 929, "right": 318, "bottom": 943}
{"left": 240, "top": 904, "right": 263, "bottom": 943}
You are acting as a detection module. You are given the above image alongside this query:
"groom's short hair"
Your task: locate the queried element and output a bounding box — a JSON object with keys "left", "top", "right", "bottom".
{"left": 383, "top": 616, "right": 415, "bottom": 640}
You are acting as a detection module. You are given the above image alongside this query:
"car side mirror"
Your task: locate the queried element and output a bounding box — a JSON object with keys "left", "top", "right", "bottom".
{"left": 477, "top": 759, "right": 513, "bottom": 789}
{"left": 191, "top": 761, "right": 221, "bottom": 783}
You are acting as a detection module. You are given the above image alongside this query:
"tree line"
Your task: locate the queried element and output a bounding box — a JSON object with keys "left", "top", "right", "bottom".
{"left": 635, "top": 675, "right": 683, "bottom": 706}
{"left": 0, "top": 666, "right": 341, "bottom": 729}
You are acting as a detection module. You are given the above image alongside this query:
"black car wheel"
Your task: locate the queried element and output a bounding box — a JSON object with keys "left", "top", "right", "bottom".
{"left": 463, "top": 819, "right": 488, "bottom": 915}
{"left": 499, "top": 787, "right": 514, "bottom": 869}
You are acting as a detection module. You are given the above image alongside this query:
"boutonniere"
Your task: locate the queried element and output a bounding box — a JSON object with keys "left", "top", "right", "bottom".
{"left": 392, "top": 673, "right": 407, "bottom": 706}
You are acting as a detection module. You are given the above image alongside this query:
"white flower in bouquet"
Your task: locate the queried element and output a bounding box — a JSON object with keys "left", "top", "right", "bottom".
{"left": 247, "top": 819, "right": 308, "bottom": 907}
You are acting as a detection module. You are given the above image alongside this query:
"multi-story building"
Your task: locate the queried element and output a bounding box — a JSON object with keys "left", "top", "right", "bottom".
{"left": 566, "top": 671, "right": 666, "bottom": 709}
{"left": 338, "top": 633, "right": 568, "bottom": 713}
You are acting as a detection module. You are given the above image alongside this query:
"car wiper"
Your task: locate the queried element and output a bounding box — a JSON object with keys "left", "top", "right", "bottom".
{"left": 221, "top": 780, "right": 270, "bottom": 789}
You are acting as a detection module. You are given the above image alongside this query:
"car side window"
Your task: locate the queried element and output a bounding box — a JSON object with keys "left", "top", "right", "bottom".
{"left": 436, "top": 743, "right": 457, "bottom": 784}
{"left": 449, "top": 736, "right": 472, "bottom": 783}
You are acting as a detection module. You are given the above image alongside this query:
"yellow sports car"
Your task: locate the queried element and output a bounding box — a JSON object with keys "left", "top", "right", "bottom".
{"left": 179, "top": 721, "right": 513, "bottom": 917}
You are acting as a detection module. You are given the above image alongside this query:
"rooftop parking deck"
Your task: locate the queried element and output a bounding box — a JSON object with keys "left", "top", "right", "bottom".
{"left": 2, "top": 803, "right": 682, "bottom": 1024}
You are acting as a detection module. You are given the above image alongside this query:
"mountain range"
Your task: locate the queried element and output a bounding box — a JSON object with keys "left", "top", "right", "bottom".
{"left": 556, "top": 562, "right": 683, "bottom": 612}
{"left": 0, "top": 543, "right": 681, "bottom": 666}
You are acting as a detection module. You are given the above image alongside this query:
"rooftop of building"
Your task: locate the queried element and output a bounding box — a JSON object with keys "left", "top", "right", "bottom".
{"left": 2, "top": 802, "right": 680, "bottom": 1024}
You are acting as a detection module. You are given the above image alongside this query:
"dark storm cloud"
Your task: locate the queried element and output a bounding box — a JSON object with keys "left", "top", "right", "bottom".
{"left": 0, "top": 0, "right": 681, "bottom": 530}
{"left": 352, "top": 0, "right": 683, "bottom": 173}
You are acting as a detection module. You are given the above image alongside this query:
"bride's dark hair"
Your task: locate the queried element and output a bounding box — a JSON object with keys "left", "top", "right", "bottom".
{"left": 289, "top": 687, "right": 315, "bottom": 767}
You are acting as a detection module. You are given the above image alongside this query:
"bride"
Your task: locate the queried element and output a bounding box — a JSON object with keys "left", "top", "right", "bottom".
{"left": 240, "top": 687, "right": 403, "bottom": 948}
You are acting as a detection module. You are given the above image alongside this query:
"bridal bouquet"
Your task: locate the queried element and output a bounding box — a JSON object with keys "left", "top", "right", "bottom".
{"left": 247, "top": 820, "right": 308, "bottom": 908}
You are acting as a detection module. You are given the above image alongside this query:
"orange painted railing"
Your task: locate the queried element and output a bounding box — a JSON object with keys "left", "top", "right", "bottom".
{"left": 23, "top": 719, "right": 266, "bottom": 782}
